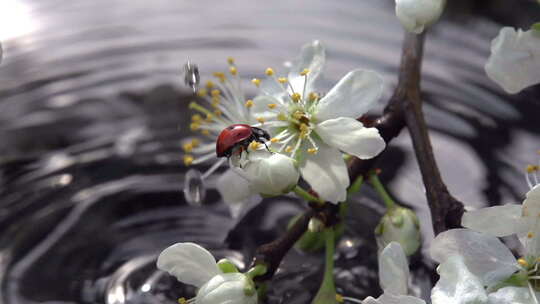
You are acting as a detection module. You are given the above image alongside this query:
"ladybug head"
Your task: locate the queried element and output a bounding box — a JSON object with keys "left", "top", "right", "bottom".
{"left": 251, "top": 127, "right": 271, "bottom": 141}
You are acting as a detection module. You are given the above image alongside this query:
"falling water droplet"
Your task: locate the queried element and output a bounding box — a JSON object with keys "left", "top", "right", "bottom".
{"left": 183, "top": 60, "right": 200, "bottom": 93}
{"left": 184, "top": 168, "right": 206, "bottom": 205}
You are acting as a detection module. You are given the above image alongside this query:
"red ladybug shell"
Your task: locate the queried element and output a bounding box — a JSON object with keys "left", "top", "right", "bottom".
{"left": 216, "top": 124, "right": 254, "bottom": 157}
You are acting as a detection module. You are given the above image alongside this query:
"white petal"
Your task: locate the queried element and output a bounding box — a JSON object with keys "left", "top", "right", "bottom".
{"left": 251, "top": 95, "right": 285, "bottom": 122}
{"left": 315, "top": 117, "right": 385, "bottom": 159}
{"left": 488, "top": 286, "right": 538, "bottom": 304}
{"left": 216, "top": 169, "right": 257, "bottom": 218}
{"left": 378, "top": 293, "right": 426, "bottom": 304}
{"left": 395, "top": 0, "right": 446, "bottom": 34}
{"left": 522, "top": 184, "right": 540, "bottom": 217}
{"left": 431, "top": 255, "right": 488, "bottom": 304}
{"left": 288, "top": 40, "right": 325, "bottom": 94}
{"left": 461, "top": 204, "right": 527, "bottom": 237}
{"left": 430, "top": 229, "right": 518, "bottom": 287}
{"left": 315, "top": 69, "right": 384, "bottom": 121}
{"left": 300, "top": 142, "right": 349, "bottom": 203}
{"left": 244, "top": 152, "right": 300, "bottom": 195}
{"left": 156, "top": 242, "right": 220, "bottom": 288}
{"left": 379, "top": 242, "right": 409, "bottom": 296}
{"left": 485, "top": 27, "right": 540, "bottom": 94}
{"left": 196, "top": 273, "right": 257, "bottom": 304}
{"left": 521, "top": 185, "right": 540, "bottom": 256}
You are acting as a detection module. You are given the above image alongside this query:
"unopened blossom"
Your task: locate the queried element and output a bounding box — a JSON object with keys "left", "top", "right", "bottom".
{"left": 251, "top": 40, "right": 386, "bottom": 203}
{"left": 157, "top": 242, "right": 257, "bottom": 304}
{"left": 375, "top": 206, "right": 421, "bottom": 256}
{"left": 485, "top": 27, "right": 540, "bottom": 94}
{"left": 395, "top": 0, "right": 446, "bottom": 34}
{"left": 362, "top": 242, "right": 425, "bottom": 304}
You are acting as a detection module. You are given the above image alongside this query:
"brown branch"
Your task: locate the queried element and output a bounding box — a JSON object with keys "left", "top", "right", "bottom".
{"left": 250, "top": 31, "right": 465, "bottom": 281}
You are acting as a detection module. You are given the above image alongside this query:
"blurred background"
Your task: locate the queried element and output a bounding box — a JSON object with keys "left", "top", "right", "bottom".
{"left": 1, "top": 0, "right": 540, "bottom": 303}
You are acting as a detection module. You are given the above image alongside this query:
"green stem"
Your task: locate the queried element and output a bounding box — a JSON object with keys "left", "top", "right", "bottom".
{"left": 293, "top": 185, "right": 324, "bottom": 205}
{"left": 369, "top": 173, "right": 396, "bottom": 209}
{"left": 347, "top": 176, "right": 364, "bottom": 196}
{"left": 312, "top": 227, "right": 338, "bottom": 304}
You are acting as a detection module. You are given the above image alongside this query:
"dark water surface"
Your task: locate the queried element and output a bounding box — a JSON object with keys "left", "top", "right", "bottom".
{"left": 1, "top": 0, "right": 540, "bottom": 303}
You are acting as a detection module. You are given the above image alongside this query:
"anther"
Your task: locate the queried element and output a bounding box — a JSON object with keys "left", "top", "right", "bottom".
{"left": 249, "top": 141, "right": 261, "bottom": 150}
{"left": 293, "top": 110, "right": 304, "bottom": 120}
{"left": 190, "top": 122, "right": 200, "bottom": 131}
{"left": 183, "top": 143, "right": 193, "bottom": 152}
{"left": 265, "top": 68, "right": 274, "bottom": 76}
{"left": 300, "top": 68, "right": 310, "bottom": 76}
{"left": 527, "top": 165, "right": 539, "bottom": 173}
{"left": 335, "top": 294, "right": 344, "bottom": 303}
{"left": 227, "top": 57, "right": 235, "bottom": 65}
{"left": 529, "top": 232, "right": 535, "bottom": 239}
{"left": 191, "top": 139, "right": 200, "bottom": 147}
{"left": 270, "top": 138, "right": 280, "bottom": 143}
{"left": 291, "top": 92, "right": 301, "bottom": 102}
{"left": 211, "top": 89, "right": 221, "bottom": 97}
{"left": 251, "top": 78, "right": 261, "bottom": 87}
{"left": 213, "top": 72, "right": 226, "bottom": 82}
{"left": 518, "top": 258, "right": 529, "bottom": 268}
{"left": 214, "top": 109, "right": 222, "bottom": 116}
{"left": 206, "top": 113, "right": 213, "bottom": 121}
{"left": 285, "top": 146, "right": 293, "bottom": 153}
{"left": 205, "top": 81, "right": 215, "bottom": 89}
{"left": 191, "top": 114, "right": 202, "bottom": 122}
{"left": 267, "top": 103, "right": 277, "bottom": 109}
{"left": 307, "top": 148, "right": 318, "bottom": 154}
{"left": 277, "top": 113, "right": 287, "bottom": 121}
{"left": 245, "top": 99, "right": 254, "bottom": 108}
{"left": 201, "top": 130, "right": 210, "bottom": 136}
{"left": 229, "top": 66, "right": 238, "bottom": 76}
{"left": 197, "top": 89, "right": 208, "bottom": 97}
{"left": 257, "top": 117, "right": 265, "bottom": 124}
{"left": 308, "top": 92, "right": 319, "bottom": 101}
{"left": 183, "top": 155, "right": 194, "bottom": 166}
{"left": 278, "top": 77, "right": 288, "bottom": 84}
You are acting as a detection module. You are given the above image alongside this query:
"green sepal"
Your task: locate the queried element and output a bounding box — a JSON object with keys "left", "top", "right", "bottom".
{"left": 217, "top": 259, "right": 239, "bottom": 273}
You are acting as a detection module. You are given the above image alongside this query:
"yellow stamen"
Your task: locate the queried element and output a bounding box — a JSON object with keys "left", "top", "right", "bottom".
{"left": 335, "top": 294, "right": 344, "bottom": 303}
{"left": 270, "top": 138, "right": 280, "bottom": 143}
{"left": 308, "top": 92, "right": 319, "bottom": 101}
{"left": 191, "top": 114, "right": 202, "bottom": 122}
{"left": 300, "top": 68, "right": 310, "bottom": 76}
{"left": 227, "top": 57, "right": 235, "bottom": 65}
{"left": 527, "top": 165, "right": 539, "bottom": 173}
{"left": 211, "top": 89, "right": 221, "bottom": 97}
{"left": 518, "top": 258, "right": 529, "bottom": 268}
{"left": 293, "top": 110, "right": 304, "bottom": 120}
{"left": 307, "top": 148, "right": 318, "bottom": 154}
{"left": 277, "top": 113, "right": 287, "bottom": 121}
{"left": 197, "top": 89, "right": 208, "bottom": 97}
{"left": 205, "top": 81, "right": 215, "bottom": 89}
{"left": 528, "top": 232, "right": 535, "bottom": 239}
{"left": 201, "top": 130, "right": 210, "bottom": 136}
{"left": 278, "top": 77, "right": 288, "bottom": 84}
{"left": 213, "top": 72, "right": 226, "bottom": 82}
{"left": 245, "top": 99, "right": 254, "bottom": 108}
{"left": 178, "top": 297, "right": 188, "bottom": 304}
{"left": 249, "top": 141, "right": 261, "bottom": 150}
{"left": 265, "top": 68, "right": 274, "bottom": 76}
{"left": 183, "top": 143, "right": 193, "bottom": 152}
{"left": 299, "top": 123, "right": 310, "bottom": 138}
{"left": 191, "top": 139, "right": 200, "bottom": 147}
{"left": 267, "top": 103, "right": 277, "bottom": 109}
{"left": 251, "top": 78, "right": 261, "bottom": 87}
{"left": 211, "top": 97, "right": 220, "bottom": 108}
{"left": 257, "top": 117, "right": 265, "bottom": 124}
{"left": 229, "top": 66, "right": 237, "bottom": 76}
{"left": 183, "top": 155, "right": 194, "bottom": 166}
{"left": 291, "top": 92, "right": 301, "bottom": 102}
{"left": 214, "top": 109, "right": 222, "bottom": 116}
{"left": 190, "top": 122, "right": 200, "bottom": 131}
{"left": 285, "top": 146, "right": 293, "bottom": 153}
{"left": 206, "top": 113, "right": 213, "bottom": 121}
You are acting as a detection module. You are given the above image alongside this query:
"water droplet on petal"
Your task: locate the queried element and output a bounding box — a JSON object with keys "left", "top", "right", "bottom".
{"left": 184, "top": 169, "right": 206, "bottom": 205}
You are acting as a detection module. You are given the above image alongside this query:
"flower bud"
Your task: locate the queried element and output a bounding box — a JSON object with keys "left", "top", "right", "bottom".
{"left": 395, "top": 0, "right": 446, "bottom": 34}
{"left": 375, "top": 206, "right": 421, "bottom": 256}
{"left": 243, "top": 151, "right": 300, "bottom": 196}
{"left": 196, "top": 273, "right": 257, "bottom": 304}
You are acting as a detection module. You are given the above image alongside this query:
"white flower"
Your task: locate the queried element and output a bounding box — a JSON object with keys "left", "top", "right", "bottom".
{"left": 461, "top": 184, "right": 540, "bottom": 265}
{"left": 395, "top": 0, "right": 446, "bottom": 34}
{"left": 363, "top": 242, "right": 426, "bottom": 304}
{"left": 375, "top": 206, "right": 421, "bottom": 256}
{"left": 251, "top": 40, "right": 386, "bottom": 203}
{"left": 157, "top": 242, "right": 257, "bottom": 304}
{"left": 485, "top": 27, "right": 540, "bottom": 94}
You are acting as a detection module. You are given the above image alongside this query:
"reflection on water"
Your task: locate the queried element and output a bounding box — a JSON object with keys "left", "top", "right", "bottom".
{"left": 1, "top": 0, "right": 540, "bottom": 303}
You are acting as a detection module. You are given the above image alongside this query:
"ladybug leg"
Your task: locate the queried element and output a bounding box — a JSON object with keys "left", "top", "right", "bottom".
{"left": 262, "top": 141, "right": 271, "bottom": 153}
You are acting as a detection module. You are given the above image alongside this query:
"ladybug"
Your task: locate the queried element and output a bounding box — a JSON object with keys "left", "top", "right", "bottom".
{"left": 216, "top": 124, "right": 271, "bottom": 158}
